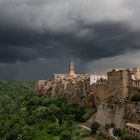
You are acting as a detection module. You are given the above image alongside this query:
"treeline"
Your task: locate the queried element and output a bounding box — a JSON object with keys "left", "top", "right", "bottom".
{"left": 0, "top": 80, "right": 94, "bottom": 140}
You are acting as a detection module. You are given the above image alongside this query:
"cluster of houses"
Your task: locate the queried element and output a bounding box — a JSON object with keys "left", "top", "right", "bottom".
{"left": 35, "top": 61, "right": 140, "bottom": 137}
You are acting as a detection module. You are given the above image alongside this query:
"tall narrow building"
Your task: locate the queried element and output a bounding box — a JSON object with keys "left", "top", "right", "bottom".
{"left": 68, "top": 60, "right": 75, "bottom": 77}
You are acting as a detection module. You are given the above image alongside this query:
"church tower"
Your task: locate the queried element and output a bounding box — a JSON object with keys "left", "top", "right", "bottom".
{"left": 68, "top": 60, "right": 75, "bottom": 77}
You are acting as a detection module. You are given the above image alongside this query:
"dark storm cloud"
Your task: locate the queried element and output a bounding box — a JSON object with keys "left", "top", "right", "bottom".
{"left": 0, "top": 28, "right": 65, "bottom": 63}
{"left": 0, "top": 22, "right": 140, "bottom": 63}
{"left": 0, "top": 0, "right": 140, "bottom": 79}
{"left": 70, "top": 23, "right": 140, "bottom": 60}
{"left": 0, "top": 0, "right": 140, "bottom": 64}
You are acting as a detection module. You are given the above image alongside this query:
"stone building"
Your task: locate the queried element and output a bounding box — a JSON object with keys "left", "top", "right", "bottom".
{"left": 52, "top": 74, "right": 67, "bottom": 81}
{"left": 131, "top": 80, "right": 140, "bottom": 88}
{"left": 35, "top": 64, "right": 140, "bottom": 131}
{"left": 125, "top": 123, "right": 140, "bottom": 138}
{"left": 89, "top": 68, "right": 133, "bottom": 102}
{"left": 107, "top": 68, "right": 131, "bottom": 100}
{"left": 130, "top": 66, "right": 140, "bottom": 89}
{"left": 35, "top": 60, "right": 97, "bottom": 107}
{"left": 52, "top": 60, "right": 76, "bottom": 81}
{"left": 131, "top": 66, "right": 140, "bottom": 80}
{"left": 68, "top": 60, "right": 75, "bottom": 77}
{"left": 35, "top": 62, "right": 140, "bottom": 108}
{"left": 89, "top": 72, "right": 107, "bottom": 85}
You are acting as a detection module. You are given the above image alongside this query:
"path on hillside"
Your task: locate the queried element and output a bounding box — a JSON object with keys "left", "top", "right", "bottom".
{"left": 77, "top": 124, "right": 92, "bottom": 131}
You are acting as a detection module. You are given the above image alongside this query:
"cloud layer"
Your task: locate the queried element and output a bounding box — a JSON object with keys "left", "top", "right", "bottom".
{"left": 1, "top": 0, "right": 140, "bottom": 31}
{"left": 0, "top": 23, "right": 140, "bottom": 63}
{"left": 0, "top": 0, "right": 140, "bottom": 79}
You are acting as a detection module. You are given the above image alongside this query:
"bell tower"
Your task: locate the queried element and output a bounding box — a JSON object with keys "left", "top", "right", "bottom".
{"left": 68, "top": 60, "right": 75, "bottom": 77}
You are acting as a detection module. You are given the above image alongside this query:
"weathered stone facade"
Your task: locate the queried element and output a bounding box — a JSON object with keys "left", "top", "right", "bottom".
{"left": 131, "top": 66, "right": 140, "bottom": 80}
{"left": 107, "top": 69, "right": 132, "bottom": 100}
{"left": 90, "top": 84, "right": 109, "bottom": 102}
{"left": 35, "top": 75, "right": 96, "bottom": 107}
{"left": 35, "top": 66, "right": 140, "bottom": 107}
{"left": 95, "top": 102, "right": 140, "bottom": 128}
{"left": 95, "top": 103, "right": 125, "bottom": 128}
{"left": 90, "top": 72, "right": 107, "bottom": 85}
{"left": 125, "top": 123, "right": 140, "bottom": 137}
{"left": 35, "top": 68, "right": 140, "bottom": 107}
{"left": 125, "top": 102, "right": 140, "bottom": 124}
{"left": 35, "top": 64, "right": 140, "bottom": 129}
{"left": 89, "top": 68, "right": 133, "bottom": 102}
{"left": 131, "top": 80, "right": 140, "bottom": 88}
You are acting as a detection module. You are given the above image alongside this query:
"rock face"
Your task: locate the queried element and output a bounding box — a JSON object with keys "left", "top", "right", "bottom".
{"left": 35, "top": 68, "right": 140, "bottom": 128}
{"left": 35, "top": 68, "right": 137, "bottom": 107}
{"left": 35, "top": 70, "right": 129, "bottom": 108}
{"left": 35, "top": 76, "right": 97, "bottom": 107}
{"left": 125, "top": 102, "right": 140, "bottom": 124}
{"left": 95, "top": 102, "right": 140, "bottom": 128}
{"left": 95, "top": 103, "right": 125, "bottom": 128}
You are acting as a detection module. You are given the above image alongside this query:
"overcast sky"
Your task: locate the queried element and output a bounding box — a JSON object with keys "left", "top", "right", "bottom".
{"left": 0, "top": 0, "right": 140, "bottom": 80}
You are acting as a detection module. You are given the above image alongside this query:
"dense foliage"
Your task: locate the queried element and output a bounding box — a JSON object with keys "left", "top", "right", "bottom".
{"left": 0, "top": 80, "right": 92, "bottom": 140}
{"left": 96, "top": 131, "right": 112, "bottom": 140}
{"left": 113, "top": 128, "right": 140, "bottom": 140}
{"left": 131, "top": 93, "right": 140, "bottom": 102}
{"left": 90, "top": 122, "right": 100, "bottom": 134}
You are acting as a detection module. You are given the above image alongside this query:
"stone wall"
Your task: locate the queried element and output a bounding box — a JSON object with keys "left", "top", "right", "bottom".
{"left": 95, "top": 103, "right": 125, "bottom": 128}
{"left": 35, "top": 77, "right": 96, "bottom": 107}
{"left": 35, "top": 69, "right": 140, "bottom": 130}
{"left": 131, "top": 80, "right": 140, "bottom": 88}
{"left": 107, "top": 69, "right": 131, "bottom": 101}
{"left": 95, "top": 102, "right": 140, "bottom": 128}
{"left": 90, "top": 84, "right": 109, "bottom": 101}
{"left": 35, "top": 69, "right": 132, "bottom": 108}
{"left": 125, "top": 102, "right": 140, "bottom": 124}
{"left": 35, "top": 68, "right": 136, "bottom": 107}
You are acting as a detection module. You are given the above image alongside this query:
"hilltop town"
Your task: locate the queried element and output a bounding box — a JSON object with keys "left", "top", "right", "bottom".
{"left": 35, "top": 61, "right": 140, "bottom": 138}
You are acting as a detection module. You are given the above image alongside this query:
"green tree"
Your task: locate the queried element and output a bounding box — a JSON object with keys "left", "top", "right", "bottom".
{"left": 131, "top": 94, "right": 140, "bottom": 102}
{"left": 60, "top": 131, "right": 71, "bottom": 140}
{"left": 91, "top": 122, "right": 100, "bottom": 134}
{"left": 113, "top": 128, "right": 123, "bottom": 137}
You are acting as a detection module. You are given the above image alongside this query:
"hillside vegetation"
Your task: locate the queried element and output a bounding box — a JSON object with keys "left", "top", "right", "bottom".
{"left": 0, "top": 80, "right": 94, "bottom": 140}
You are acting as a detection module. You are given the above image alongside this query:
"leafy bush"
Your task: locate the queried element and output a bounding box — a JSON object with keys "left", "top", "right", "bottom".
{"left": 28, "top": 96, "right": 42, "bottom": 106}
{"left": 105, "top": 124, "right": 111, "bottom": 130}
{"left": 82, "top": 108, "right": 97, "bottom": 120}
{"left": 63, "top": 103, "right": 85, "bottom": 122}
{"left": 46, "top": 123, "right": 62, "bottom": 136}
{"left": 60, "top": 131, "right": 71, "bottom": 140}
{"left": 96, "top": 131, "right": 112, "bottom": 140}
{"left": 122, "top": 134, "right": 140, "bottom": 140}
{"left": 91, "top": 122, "right": 100, "bottom": 134}
{"left": 131, "top": 94, "right": 140, "bottom": 102}
{"left": 113, "top": 128, "right": 123, "bottom": 137}
{"left": 113, "top": 128, "right": 140, "bottom": 140}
